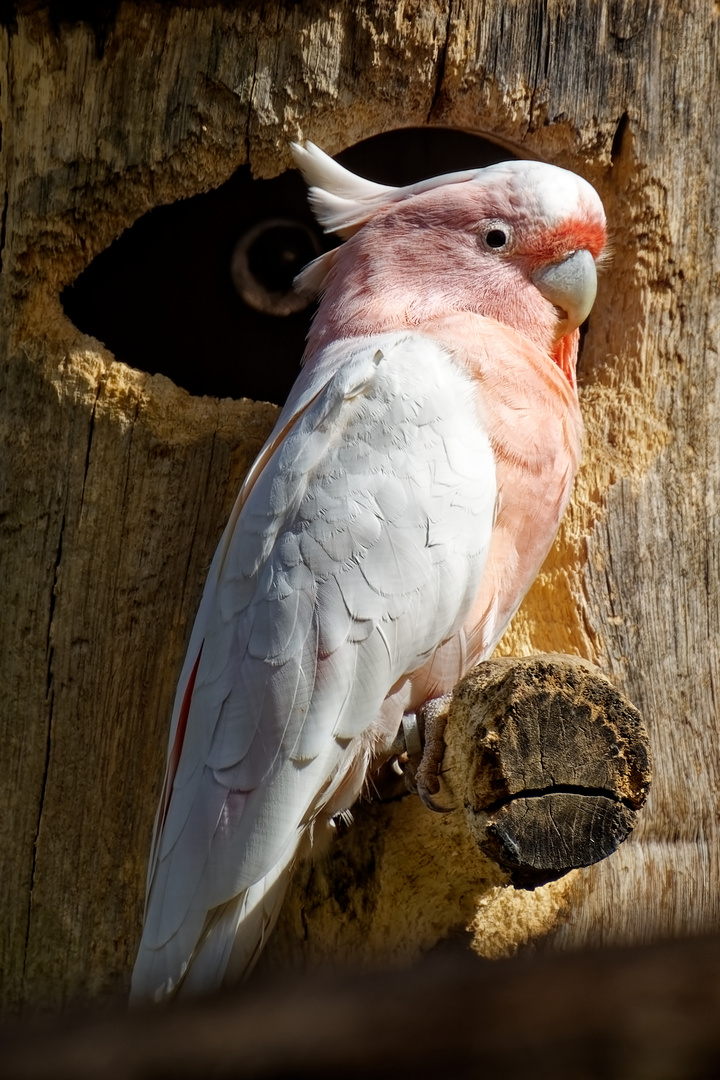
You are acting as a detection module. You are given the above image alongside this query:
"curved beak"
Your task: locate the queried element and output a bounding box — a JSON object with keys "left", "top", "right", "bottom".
{"left": 531, "top": 248, "right": 597, "bottom": 335}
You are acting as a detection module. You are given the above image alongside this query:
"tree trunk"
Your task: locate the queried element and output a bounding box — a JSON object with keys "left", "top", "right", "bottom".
{"left": 1, "top": 0, "right": 718, "bottom": 1012}
{"left": 6, "top": 935, "right": 720, "bottom": 1079}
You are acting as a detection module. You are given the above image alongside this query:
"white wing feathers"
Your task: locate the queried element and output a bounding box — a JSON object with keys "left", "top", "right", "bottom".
{"left": 131, "top": 332, "right": 497, "bottom": 1001}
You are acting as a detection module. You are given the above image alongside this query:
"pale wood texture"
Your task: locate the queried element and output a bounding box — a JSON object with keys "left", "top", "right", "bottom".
{"left": 1, "top": 0, "right": 718, "bottom": 1011}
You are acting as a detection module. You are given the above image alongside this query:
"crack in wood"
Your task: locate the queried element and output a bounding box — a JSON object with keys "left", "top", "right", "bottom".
{"left": 426, "top": 0, "right": 454, "bottom": 124}
{"left": 44, "top": 514, "right": 64, "bottom": 698}
{"left": 0, "top": 187, "right": 8, "bottom": 274}
{"left": 78, "top": 382, "right": 101, "bottom": 517}
{"left": 480, "top": 783, "right": 637, "bottom": 817}
{"left": 23, "top": 513, "right": 66, "bottom": 988}
{"left": 117, "top": 398, "right": 139, "bottom": 521}
{"left": 611, "top": 111, "right": 629, "bottom": 164}
{"left": 244, "top": 6, "right": 262, "bottom": 167}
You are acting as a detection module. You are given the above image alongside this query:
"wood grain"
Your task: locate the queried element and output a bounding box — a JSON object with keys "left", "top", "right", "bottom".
{"left": 444, "top": 656, "right": 650, "bottom": 887}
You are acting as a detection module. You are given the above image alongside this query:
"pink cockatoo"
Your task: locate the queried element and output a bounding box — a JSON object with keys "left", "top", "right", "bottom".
{"left": 131, "top": 143, "right": 606, "bottom": 1002}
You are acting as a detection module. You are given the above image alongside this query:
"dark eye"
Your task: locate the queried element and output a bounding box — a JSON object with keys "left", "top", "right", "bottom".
{"left": 485, "top": 228, "right": 508, "bottom": 249}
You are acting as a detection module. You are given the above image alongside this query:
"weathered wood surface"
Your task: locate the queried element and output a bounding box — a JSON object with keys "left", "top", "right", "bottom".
{"left": 444, "top": 655, "right": 651, "bottom": 888}
{"left": 4, "top": 935, "right": 720, "bottom": 1079}
{"left": 0, "top": 0, "right": 718, "bottom": 1010}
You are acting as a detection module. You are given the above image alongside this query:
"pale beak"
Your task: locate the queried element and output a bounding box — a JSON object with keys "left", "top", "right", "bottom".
{"left": 531, "top": 248, "right": 597, "bottom": 335}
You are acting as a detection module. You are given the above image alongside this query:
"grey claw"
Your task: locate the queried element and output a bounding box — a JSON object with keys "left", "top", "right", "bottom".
{"left": 397, "top": 694, "right": 455, "bottom": 811}
{"left": 418, "top": 786, "right": 454, "bottom": 814}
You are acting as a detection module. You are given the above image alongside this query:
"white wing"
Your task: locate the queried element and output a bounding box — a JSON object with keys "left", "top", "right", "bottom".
{"left": 131, "top": 332, "right": 497, "bottom": 1001}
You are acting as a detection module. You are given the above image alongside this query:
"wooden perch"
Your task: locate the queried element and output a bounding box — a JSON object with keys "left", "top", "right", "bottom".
{"left": 403, "top": 654, "right": 651, "bottom": 889}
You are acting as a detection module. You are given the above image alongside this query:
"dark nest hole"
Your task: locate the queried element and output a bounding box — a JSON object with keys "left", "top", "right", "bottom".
{"left": 62, "top": 128, "right": 520, "bottom": 406}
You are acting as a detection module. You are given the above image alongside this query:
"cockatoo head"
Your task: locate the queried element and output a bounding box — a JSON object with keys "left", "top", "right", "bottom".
{"left": 291, "top": 142, "right": 606, "bottom": 378}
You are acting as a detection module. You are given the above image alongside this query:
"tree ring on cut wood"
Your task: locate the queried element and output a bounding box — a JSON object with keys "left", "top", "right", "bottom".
{"left": 441, "top": 655, "right": 652, "bottom": 889}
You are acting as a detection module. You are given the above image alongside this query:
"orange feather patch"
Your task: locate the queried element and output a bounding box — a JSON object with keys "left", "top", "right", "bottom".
{"left": 528, "top": 218, "right": 606, "bottom": 263}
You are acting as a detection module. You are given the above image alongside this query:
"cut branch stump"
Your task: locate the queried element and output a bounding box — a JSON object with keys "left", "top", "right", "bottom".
{"left": 435, "top": 655, "right": 651, "bottom": 888}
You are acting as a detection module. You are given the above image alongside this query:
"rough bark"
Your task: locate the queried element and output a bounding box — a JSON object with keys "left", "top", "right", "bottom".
{"left": 1, "top": 0, "right": 718, "bottom": 1011}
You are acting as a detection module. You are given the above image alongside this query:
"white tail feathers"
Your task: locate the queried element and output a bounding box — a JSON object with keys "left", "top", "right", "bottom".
{"left": 178, "top": 860, "right": 293, "bottom": 997}
{"left": 131, "top": 856, "right": 294, "bottom": 1003}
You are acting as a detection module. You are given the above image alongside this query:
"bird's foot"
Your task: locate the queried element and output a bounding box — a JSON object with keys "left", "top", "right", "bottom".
{"left": 396, "top": 694, "right": 454, "bottom": 813}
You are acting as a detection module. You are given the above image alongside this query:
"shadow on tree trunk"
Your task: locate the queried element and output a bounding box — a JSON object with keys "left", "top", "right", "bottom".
{"left": 4, "top": 934, "right": 720, "bottom": 1079}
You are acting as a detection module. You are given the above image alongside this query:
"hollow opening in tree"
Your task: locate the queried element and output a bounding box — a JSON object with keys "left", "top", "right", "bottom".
{"left": 61, "top": 128, "right": 519, "bottom": 405}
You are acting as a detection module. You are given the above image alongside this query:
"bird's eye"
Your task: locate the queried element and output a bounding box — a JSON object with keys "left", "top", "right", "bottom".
{"left": 486, "top": 229, "right": 508, "bottom": 248}
{"left": 479, "top": 221, "right": 513, "bottom": 253}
